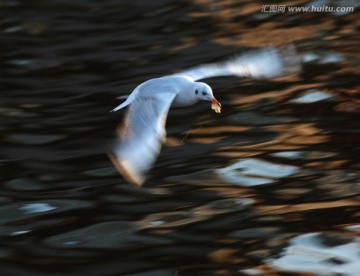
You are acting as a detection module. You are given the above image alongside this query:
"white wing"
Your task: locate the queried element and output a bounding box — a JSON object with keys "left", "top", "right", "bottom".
{"left": 175, "top": 45, "right": 300, "bottom": 81}
{"left": 109, "top": 91, "right": 177, "bottom": 186}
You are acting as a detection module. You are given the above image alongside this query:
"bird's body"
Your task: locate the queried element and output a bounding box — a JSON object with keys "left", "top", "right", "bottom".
{"left": 110, "top": 46, "right": 300, "bottom": 186}
{"left": 112, "top": 75, "right": 211, "bottom": 112}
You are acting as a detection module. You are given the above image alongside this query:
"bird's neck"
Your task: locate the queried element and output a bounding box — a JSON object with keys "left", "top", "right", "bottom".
{"left": 172, "top": 91, "right": 199, "bottom": 107}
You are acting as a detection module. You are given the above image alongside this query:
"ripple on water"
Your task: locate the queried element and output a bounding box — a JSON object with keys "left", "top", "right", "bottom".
{"left": 267, "top": 232, "right": 360, "bottom": 276}
{"left": 138, "top": 198, "right": 254, "bottom": 229}
{"left": 216, "top": 158, "right": 299, "bottom": 186}
{"left": 290, "top": 89, "right": 333, "bottom": 103}
{"left": 44, "top": 221, "right": 171, "bottom": 249}
{"left": 19, "top": 202, "right": 56, "bottom": 214}
{"left": 8, "top": 133, "right": 65, "bottom": 145}
{"left": 271, "top": 150, "right": 337, "bottom": 160}
{"left": 345, "top": 225, "right": 360, "bottom": 233}
{"left": 302, "top": 51, "right": 346, "bottom": 64}
{"left": 0, "top": 199, "right": 94, "bottom": 237}
{"left": 225, "top": 111, "right": 297, "bottom": 126}
{"left": 229, "top": 227, "right": 281, "bottom": 239}
{"left": 0, "top": 199, "right": 93, "bottom": 225}
{"left": 5, "top": 177, "right": 48, "bottom": 191}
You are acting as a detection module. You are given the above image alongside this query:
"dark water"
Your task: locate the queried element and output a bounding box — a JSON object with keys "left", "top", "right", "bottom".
{"left": 1, "top": 0, "right": 359, "bottom": 275}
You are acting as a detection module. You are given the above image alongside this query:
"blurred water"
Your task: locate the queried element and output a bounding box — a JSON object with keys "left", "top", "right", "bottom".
{"left": 0, "top": 0, "right": 359, "bottom": 275}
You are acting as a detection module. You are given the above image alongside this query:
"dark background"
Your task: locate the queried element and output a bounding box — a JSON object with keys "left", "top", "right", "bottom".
{"left": 0, "top": 0, "right": 359, "bottom": 275}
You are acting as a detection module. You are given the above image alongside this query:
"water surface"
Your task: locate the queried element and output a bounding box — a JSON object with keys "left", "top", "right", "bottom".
{"left": 0, "top": 0, "right": 359, "bottom": 275}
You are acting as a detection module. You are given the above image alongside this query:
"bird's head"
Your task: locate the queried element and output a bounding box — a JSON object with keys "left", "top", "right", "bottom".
{"left": 193, "top": 82, "right": 220, "bottom": 106}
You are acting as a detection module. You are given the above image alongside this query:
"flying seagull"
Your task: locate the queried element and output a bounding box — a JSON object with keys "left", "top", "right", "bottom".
{"left": 109, "top": 45, "right": 300, "bottom": 186}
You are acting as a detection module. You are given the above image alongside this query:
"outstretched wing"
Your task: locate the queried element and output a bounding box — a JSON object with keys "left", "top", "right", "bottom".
{"left": 109, "top": 92, "right": 177, "bottom": 186}
{"left": 175, "top": 45, "right": 300, "bottom": 81}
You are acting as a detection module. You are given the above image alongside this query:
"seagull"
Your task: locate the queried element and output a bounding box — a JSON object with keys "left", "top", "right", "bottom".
{"left": 109, "top": 45, "right": 300, "bottom": 186}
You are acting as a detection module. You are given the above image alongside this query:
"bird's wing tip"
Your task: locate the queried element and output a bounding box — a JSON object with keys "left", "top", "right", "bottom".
{"left": 108, "top": 153, "right": 145, "bottom": 187}
{"left": 110, "top": 107, "right": 120, "bottom": 112}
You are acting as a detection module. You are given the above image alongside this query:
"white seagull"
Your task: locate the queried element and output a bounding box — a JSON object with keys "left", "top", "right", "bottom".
{"left": 109, "top": 45, "right": 300, "bottom": 186}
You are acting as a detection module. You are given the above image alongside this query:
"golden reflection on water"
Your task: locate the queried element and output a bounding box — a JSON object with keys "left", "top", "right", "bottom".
{"left": 228, "top": 83, "right": 319, "bottom": 106}
{"left": 255, "top": 199, "right": 359, "bottom": 215}
{"left": 212, "top": 122, "right": 328, "bottom": 158}
{"left": 189, "top": 0, "right": 336, "bottom": 47}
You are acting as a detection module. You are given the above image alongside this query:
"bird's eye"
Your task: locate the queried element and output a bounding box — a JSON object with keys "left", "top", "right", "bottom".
{"left": 195, "top": 89, "right": 198, "bottom": 94}
{"left": 202, "top": 91, "right": 207, "bottom": 96}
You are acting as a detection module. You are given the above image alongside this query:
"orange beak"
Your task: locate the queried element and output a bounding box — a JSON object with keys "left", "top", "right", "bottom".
{"left": 210, "top": 98, "right": 220, "bottom": 104}
{"left": 211, "top": 98, "right": 221, "bottom": 105}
